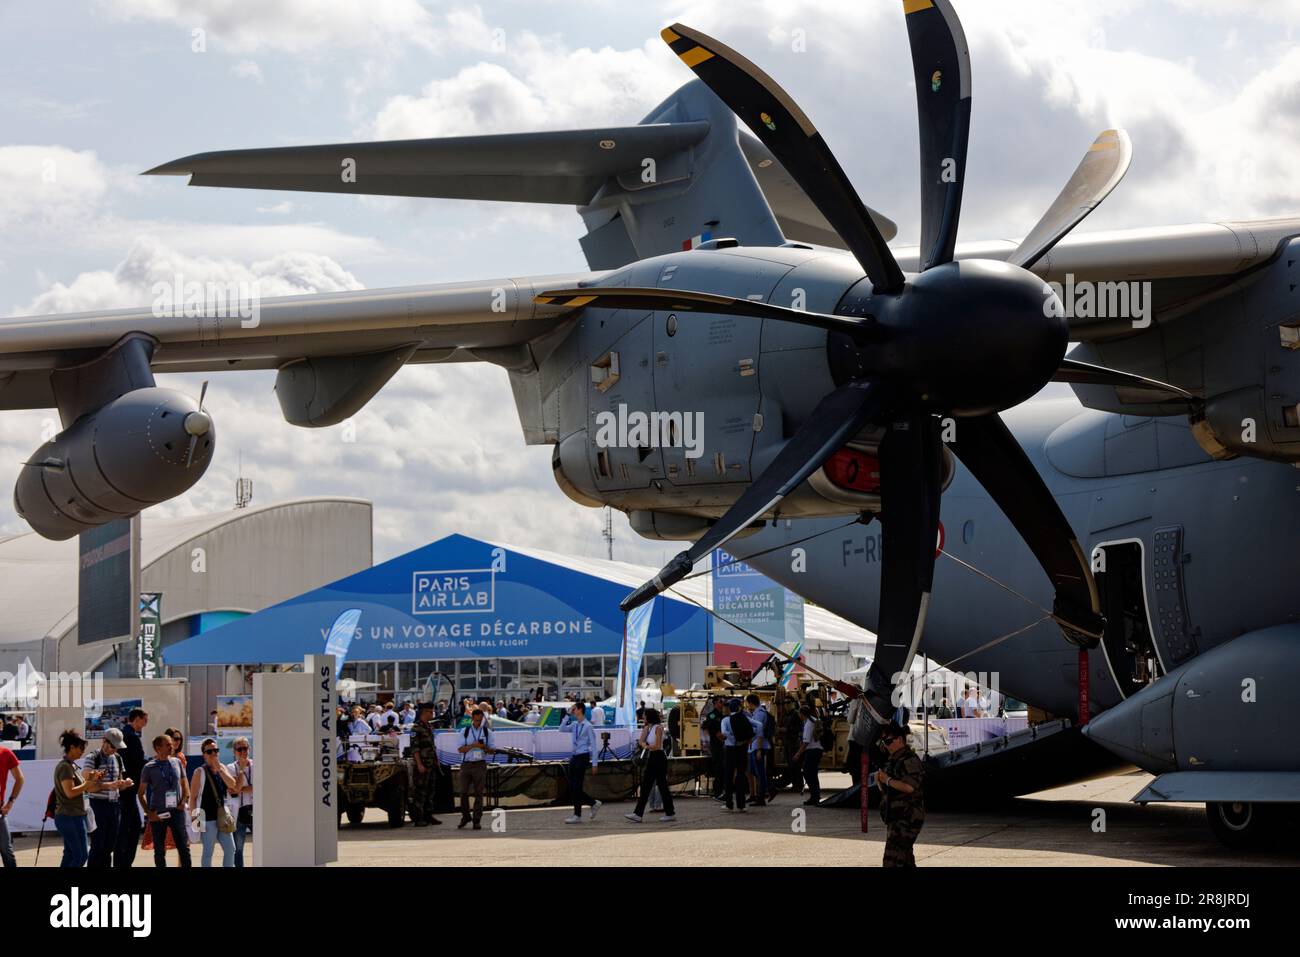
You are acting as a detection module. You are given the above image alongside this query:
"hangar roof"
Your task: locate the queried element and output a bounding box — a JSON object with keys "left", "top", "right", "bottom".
{"left": 0, "top": 497, "right": 371, "bottom": 652}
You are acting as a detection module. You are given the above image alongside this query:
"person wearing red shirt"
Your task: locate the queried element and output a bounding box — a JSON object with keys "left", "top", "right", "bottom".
{"left": 0, "top": 746, "right": 23, "bottom": 867}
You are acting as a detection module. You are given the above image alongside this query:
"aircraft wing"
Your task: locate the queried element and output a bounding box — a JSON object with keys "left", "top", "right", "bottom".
{"left": 0, "top": 272, "right": 600, "bottom": 411}
{"left": 898, "top": 218, "right": 1300, "bottom": 342}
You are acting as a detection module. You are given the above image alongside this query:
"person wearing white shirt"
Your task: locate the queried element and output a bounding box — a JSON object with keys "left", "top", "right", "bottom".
{"left": 623, "top": 709, "right": 676, "bottom": 824}
{"left": 590, "top": 704, "right": 606, "bottom": 726}
{"left": 346, "top": 706, "right": 371, "bottom": 738}
{"left": 455, "top": 708, "right": 495, "bottom": 830}
{"left": 791, "top": 706, "right": 824, "bottom": 804}
{"left": 399, "top": 703, "right": 416, "bottom": 727}
{"left": 224, "top": 737, "right": 253, "bottom": 867}
{"left": 963, "top": 689, "right": 982, "bottom": 718}
{"left": 523, "top": 707, "right": 540, "bottom": 726}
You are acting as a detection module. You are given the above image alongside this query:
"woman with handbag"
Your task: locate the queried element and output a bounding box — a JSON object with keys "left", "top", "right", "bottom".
{"left": 190, "top": 738, "right": 238, "bottom": 867}
{"left": 623, "top": 709, "right": 676, "bottom": 824}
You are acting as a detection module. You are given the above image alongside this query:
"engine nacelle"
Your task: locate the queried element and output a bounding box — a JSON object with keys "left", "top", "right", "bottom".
{"left": 14, "top": 386, "right": 216, "bottom": 540}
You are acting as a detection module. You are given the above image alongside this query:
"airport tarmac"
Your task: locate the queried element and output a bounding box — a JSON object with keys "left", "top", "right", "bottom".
{"left": 12, "top": 770, "right": 1298, "bottom": 866}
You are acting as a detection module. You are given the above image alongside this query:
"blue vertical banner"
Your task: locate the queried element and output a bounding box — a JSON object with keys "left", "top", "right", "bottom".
{"left": 616, "top": 598, "right": 656, "bottom": 726}
{"left": 323, "top": 608, "right": 363, "bottom": 679}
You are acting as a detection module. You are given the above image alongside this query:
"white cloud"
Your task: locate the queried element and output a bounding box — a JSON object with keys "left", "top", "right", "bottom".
{"left": 372, "top": 14, "right": 681, "bottom": 138}
{"left": 230, "top": 59, "right": 263, "bottom": 83}
{"left": 0, "top": 145, "right": 110, "bottom": 233}
{"left": 19, "top": 236, "right": 363, "bottom": 316}
{"left": 98, "top": 0, "right": 438, "bottom": 54}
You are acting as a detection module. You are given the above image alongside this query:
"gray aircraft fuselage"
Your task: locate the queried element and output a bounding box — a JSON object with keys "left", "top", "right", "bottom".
{"left": 731, "top": 397, "right": 1300, "bottom": 721}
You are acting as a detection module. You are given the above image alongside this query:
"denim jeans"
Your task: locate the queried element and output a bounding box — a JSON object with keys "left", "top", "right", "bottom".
{"left": 749, "top": 748, "right": 769, "bottom": 800}
{"left": 149, "top": 813, "right": 192, "bottom": 867}
{"left": 200, "top": 820, "right": 235, "bottom": 867}
{"left": 0, "top": 810, "right": 15, "bottom": 867}
{"left": 88, "top": 799, "right": 121, "bottom": 867}
{"left": 54, "top": 813, "right": 89, "bottom": 868}
{"left": 233, "top": 819, "right": 250, "bottom": 867}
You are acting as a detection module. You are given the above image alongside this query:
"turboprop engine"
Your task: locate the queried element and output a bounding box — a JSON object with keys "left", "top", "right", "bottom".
{"left": 14, "top": 384, "right": 215, "bottom": 540}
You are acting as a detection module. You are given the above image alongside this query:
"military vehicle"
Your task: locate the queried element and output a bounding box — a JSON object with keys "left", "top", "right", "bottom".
{"left": 337, "top": 741, "right": 410, "bottom": 828}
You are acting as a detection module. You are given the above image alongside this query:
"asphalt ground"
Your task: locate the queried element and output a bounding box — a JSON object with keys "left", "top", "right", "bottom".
{"left": 14, "top": 769, "right": 1297, "bottom": 867}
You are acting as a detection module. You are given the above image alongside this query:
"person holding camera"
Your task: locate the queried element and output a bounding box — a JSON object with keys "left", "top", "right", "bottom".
{"left": 86, "top": 728, "right": 135, "bottom": 867}
{"left": 456, "top": 707, "right": 495, "bottom": 830}
{"left": 225, "top": 737, "right": 253, "bottom": 866}
{"left": 53, "top": 729, "right": 105, "bottom": 867}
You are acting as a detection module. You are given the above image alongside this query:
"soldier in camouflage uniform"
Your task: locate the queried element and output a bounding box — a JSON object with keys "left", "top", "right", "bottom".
{"left": 409, "top": 702, "right": 442, "bottom": 827}
{"left": 875, "top": 720, "right": 924, "bottom": 867}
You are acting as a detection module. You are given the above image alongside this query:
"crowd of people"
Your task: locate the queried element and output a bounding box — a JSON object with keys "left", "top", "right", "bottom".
{"left": 930, "top": 685, "right": 1004, "bottom": 719}
{"left": 0, "top": 684, "right": 940, "bottom": 869}
{"left": 0, "top": 713, "right": 32, "bottom": 745}
{"left": 4, "top": 707, "right": 256, "bottom": 869}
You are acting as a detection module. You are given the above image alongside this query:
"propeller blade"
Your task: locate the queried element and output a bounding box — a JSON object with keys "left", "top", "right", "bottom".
{"left": 860, "top": 414, "right": 944, "bottom": 723}
{"left": 1054, "top": 357, "right": 1194, "bottom": 403}
{"left": 199, "top": 379, "right": 209, "bottom": 409}
{"left": 903, "top": 0, "right": 973, "bottom": 271}
{"left": 661, "top": 23, "right": 905, "bottom": 294}
{"left": 534, "top": 287, "right": 885, "bottom": 342}
{"left": 1010, "top": 130, "right": 1133, "bottom": 271}
{"left": 620, "top": 380, "right": 885, "bottom": 612}
{"left": 184, "top": 434, "right": 199, "bottom": 468}
{"left": 947, "top": 414, "right": 1104, "bottom": 646}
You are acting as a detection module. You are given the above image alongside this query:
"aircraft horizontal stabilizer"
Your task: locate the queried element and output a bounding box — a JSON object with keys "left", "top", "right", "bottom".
{"left": 144, "top": 122, "right": 710, "bottom": 205}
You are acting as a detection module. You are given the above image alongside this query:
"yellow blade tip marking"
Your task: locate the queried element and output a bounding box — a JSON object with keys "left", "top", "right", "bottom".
{"left": 661, "top": 27, "right": 681, "bottom": 43}
{"left": 680, "top": 46, "right": 714, "bottom": 68}
{"left": 903, "top": 0, "right": 935, "bottom": 14}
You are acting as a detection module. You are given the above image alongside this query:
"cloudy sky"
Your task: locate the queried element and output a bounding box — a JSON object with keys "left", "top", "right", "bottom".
{"left": 1, "top": 0, "right": 1298, "bottom": 565}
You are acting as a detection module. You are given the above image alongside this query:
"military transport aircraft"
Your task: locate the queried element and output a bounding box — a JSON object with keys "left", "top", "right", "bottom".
{"left": 2, "top": 1, "right": 1297, "bottom": 847}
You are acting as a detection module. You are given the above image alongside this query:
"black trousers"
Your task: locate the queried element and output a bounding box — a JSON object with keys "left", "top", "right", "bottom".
{"left": 846, "top": 741, "right": 863, "bottom": 785}
{"left": 709, "top": 745, "right": 725, "bottom": 795}
{"left": 803, "top": 749, "right": 823, "bottom": 802}
{"left": 723, "top": 746, "right": 748, "bottom": 809}
{"left": 116, "top": 801, "right": 142, "bottom": 868}
{"left": 633, "top": 751, "right": 675, "bottom": 817}
{"left": 567, "top": 754, "right": 597, "bottom": 815}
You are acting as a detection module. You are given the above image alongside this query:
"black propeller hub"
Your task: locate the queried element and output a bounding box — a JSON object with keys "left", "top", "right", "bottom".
{"left": 830, "top": 259, "right": 1067, "bottom": 417}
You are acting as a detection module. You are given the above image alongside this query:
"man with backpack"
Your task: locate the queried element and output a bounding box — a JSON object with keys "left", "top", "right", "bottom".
{"left": 720, "top": 699, "right": 752, "bottom": 812}
{"left": 456, "top": 707, "right": 495, "bottom": 830}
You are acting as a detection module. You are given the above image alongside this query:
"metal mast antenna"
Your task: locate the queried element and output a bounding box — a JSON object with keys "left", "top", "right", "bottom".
{"left": 601, "top": 506, "right": 614, "bottom": 560}
{"left": 234, "top": 450, "right": 253, "bottom": 509}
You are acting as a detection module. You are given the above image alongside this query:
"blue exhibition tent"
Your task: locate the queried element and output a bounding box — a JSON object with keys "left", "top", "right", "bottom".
{"left": 163, "top": 533, "right": 711, "bottom": 666}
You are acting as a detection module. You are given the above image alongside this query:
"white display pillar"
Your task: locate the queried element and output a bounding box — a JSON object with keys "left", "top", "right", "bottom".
{"left": 252, "top": 654, "right": 338, "bottom": 866}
